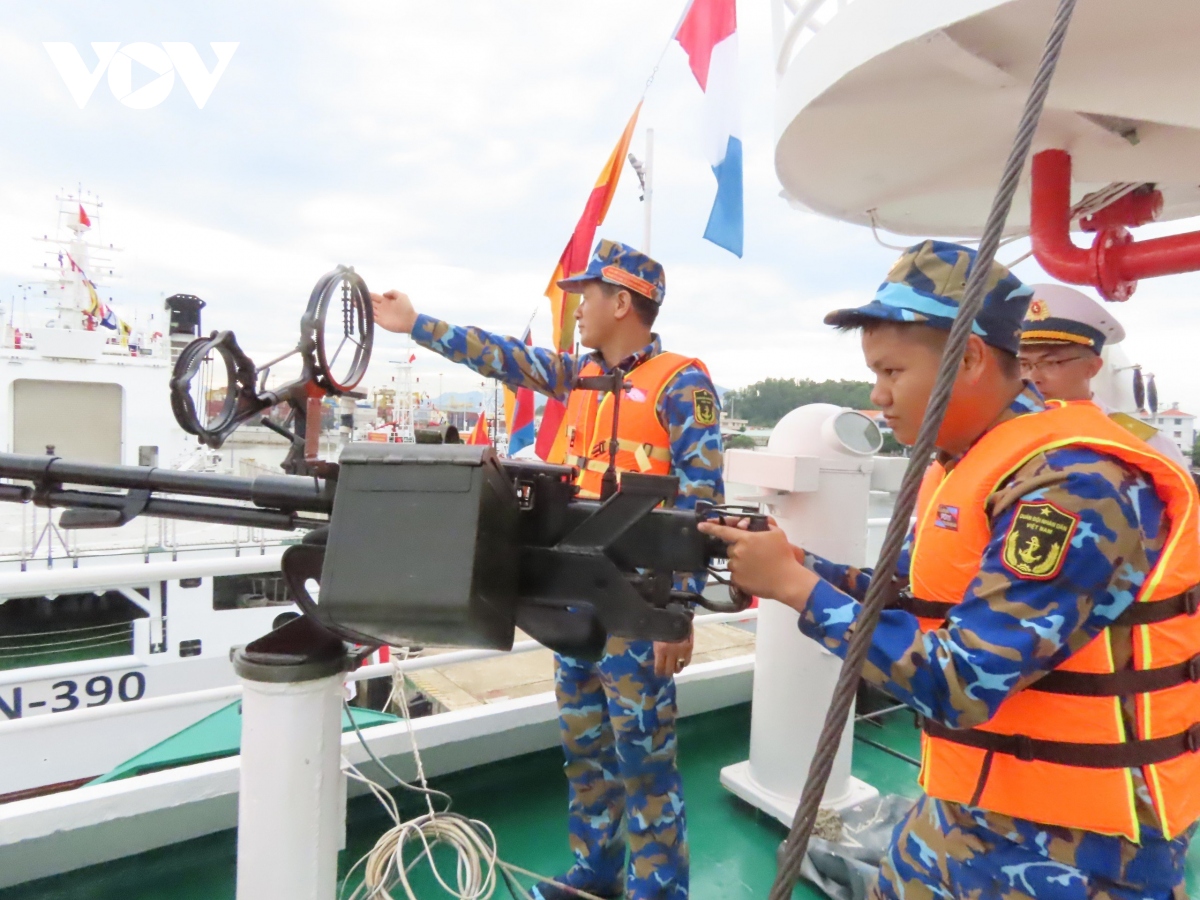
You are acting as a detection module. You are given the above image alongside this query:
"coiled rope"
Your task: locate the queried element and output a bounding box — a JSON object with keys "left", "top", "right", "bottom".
{"left": 768, "top": 1, "right": 1080, "bottom": 896}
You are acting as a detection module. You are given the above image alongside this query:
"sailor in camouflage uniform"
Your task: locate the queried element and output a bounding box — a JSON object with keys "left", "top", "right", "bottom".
{"left": 702, "top": 241, "right": 1200, "bottom": 900}
{"left": 371, "top": 239, "right": 723, "bottom": 900}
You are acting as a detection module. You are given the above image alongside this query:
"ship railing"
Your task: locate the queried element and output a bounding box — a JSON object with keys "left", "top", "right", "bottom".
{"left": 0, "top": 608, "right": 759, "bottom": 736}
{"left": 6, "top": 502, "right": 292, "bottom": 569}
{"left": 772, "top": 0, "right": 857, "bottom": 81}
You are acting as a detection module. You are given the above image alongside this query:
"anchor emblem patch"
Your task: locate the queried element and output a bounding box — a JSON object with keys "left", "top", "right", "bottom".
{"left": 1001, "top": 500, "right": 1078, "bottom": 581}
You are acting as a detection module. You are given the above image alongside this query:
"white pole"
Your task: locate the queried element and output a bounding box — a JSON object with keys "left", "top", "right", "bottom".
{"left": 643, "top": 128, "right": 654, "bottom": 253}
{"left": 236, "top": 672, "right": 346, "bottom": 900}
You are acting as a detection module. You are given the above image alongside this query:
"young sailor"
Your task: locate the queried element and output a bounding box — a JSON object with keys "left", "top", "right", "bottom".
{"left": 370, "top": 239, "right": 723, "bottom": 900}
{"left": 701, "top": 241, "right": 1200, "bottom": 900}
{"left": 1019, "top": 282, "right": 1189, "bottom": 467}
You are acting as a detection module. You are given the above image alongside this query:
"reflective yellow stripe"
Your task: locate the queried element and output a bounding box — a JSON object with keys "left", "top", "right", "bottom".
{"left": 909, "top": 471, "right": 950, "bottom": 584}
{"left": 1104, "top": 629, "right": 1142, "bottom": 844}
{"left": 917, "top": 732, "right": 932, "bottom": 791}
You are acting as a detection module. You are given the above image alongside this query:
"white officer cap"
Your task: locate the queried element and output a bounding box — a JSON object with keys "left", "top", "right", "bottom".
{"left": 1020, "top": 284, "right": 1126, "bottom": 352}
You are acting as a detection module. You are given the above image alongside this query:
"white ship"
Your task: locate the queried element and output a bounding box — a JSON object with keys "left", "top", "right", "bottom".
{"left": 0, "top": 193, "right": 303, "bottom": 801}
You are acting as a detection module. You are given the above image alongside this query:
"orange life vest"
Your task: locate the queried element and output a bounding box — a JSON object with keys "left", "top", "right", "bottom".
{"left": 905, "top": 400, "right": 1200, "bottom": 841}
{"left": 564, "top": 352, "right": 705, "bottom": 499}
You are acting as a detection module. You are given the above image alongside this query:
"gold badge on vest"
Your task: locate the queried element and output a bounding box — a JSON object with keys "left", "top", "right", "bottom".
{"left": 1001, "top": 500, "right": 1079, "bottom": 580}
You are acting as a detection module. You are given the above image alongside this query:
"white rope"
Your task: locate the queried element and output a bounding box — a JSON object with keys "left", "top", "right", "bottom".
{"left": 341, "top": 652, "right": 610, "bottom": 900}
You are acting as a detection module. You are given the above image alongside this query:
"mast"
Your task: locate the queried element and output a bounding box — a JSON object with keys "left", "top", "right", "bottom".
{"left": 390, "top": 341, "right": 417, "bottom": 443}
{"left": 34, "top": 191, "right": 119, "bottom": 331}
{"left": 643, "top": 128, "right": 655, "bottom": 253}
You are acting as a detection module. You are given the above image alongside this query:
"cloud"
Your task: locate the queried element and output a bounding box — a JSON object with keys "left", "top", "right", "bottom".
{"left": 0, "top": 1, "right": 1198, "bottom": 421}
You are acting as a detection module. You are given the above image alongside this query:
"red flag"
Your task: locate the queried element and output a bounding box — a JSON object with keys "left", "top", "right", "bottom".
{"left": 466, "top": 411, "right": 490, "bottom": 446}
{"left": 77, "top": 204, "right": 91, "bottom": 228}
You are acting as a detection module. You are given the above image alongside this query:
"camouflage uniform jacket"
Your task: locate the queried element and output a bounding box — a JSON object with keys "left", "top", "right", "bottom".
{"left": 798, "top": 385, "right": 1195, "bottom": 897}
{"left": 412, "top": 314, "right": 724, "bottom": 593}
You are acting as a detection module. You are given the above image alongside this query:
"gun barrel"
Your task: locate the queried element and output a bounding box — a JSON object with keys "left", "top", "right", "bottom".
{"left": 46, "top": 489, "right": 322, "bottom": 531}
{"left": 0, "top": 454, "right": 331, "bottom": 513}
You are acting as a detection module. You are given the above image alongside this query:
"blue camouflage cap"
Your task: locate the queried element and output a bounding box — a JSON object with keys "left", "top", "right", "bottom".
{"left": 824, "top": 240, "right": 1034, "bottom": 354}
{"left": 556, "top": 239, "right": 666, "bottom": 305}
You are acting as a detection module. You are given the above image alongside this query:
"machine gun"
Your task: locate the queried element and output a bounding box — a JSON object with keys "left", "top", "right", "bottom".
{"left": 0, "top": 268, "right": 763, "bottom": 660}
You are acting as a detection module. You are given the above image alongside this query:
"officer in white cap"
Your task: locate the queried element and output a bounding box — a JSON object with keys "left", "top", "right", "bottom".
{"left": 1019, "top": 284, "right": 1188, "bottom": 467}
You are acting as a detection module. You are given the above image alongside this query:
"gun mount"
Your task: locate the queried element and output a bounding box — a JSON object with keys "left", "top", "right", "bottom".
{"left": 0, "top": 444, "right": 756, "bottom": 660}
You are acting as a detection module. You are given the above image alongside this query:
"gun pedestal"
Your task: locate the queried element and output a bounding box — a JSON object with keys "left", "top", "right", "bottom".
{"left": 232, "top": 616, "right": 350, "bottom": 900}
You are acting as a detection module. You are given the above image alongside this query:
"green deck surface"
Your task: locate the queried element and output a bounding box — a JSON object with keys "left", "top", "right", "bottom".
{"left": 89, "top": 701, "right": 400, "bottom": 784}
{"left": 4, "top": 704, "right": 1199, "bottom": 899}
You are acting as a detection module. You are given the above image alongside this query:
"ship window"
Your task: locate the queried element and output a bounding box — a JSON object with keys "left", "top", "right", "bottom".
{"left": 13, "top": 379, "right": 122, "bottom": 464}
{"left": 0, "top": 591, "right": 144, "bottom": 671}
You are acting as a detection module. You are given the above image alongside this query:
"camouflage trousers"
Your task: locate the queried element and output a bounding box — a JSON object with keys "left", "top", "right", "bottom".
{"left": 553, "top": 636, "right": 688, "bottom": 900}
{"left": 871, "top": 794, "right": 1191, "bottom": 900}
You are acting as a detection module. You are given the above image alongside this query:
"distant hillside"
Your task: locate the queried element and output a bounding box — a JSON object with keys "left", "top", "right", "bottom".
{"left": 723, "top": 378, "right": 875, "bottom": 427}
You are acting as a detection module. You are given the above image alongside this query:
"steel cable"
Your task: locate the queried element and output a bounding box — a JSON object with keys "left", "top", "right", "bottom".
{"left": 767, "top": 1, "right": 1079, "bottom": 896}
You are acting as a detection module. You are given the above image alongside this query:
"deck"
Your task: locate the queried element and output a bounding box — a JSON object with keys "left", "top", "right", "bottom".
{"left": 3, "top": 703, "right": 1198, "bottom": 899}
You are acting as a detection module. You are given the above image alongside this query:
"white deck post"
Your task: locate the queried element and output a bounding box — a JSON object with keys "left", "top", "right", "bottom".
{"left": 719, "top": 404, "right": 884, "bottom": 824}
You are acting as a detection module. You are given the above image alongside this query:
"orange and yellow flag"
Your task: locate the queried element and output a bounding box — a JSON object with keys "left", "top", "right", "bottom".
{"left": 545, "top": 103, "right": 642, "bottom": 353}
{"left": 536, "top": 103, "right": 641, "bottom": 463}
{"left": 466, "top": 411, "right": 490, "bottom": 446}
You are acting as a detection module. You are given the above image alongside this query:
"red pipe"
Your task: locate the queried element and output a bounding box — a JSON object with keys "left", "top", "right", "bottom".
{"left": 1030, "top": 149, "right": 1200, "bottom": 301}
{"left": 1117, "top": 231, "right": 1200, "bottom": 282}
{"left": 1029, "top": 149, "right": 1094, "bottom": 285}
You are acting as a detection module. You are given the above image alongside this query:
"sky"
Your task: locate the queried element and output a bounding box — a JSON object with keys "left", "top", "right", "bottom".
{"left": 2, "top": 1, "right": 1199, "bottom": 413}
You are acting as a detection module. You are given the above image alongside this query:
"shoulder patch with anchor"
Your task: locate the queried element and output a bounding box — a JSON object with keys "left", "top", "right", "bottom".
{"left": 693, "top": 389, "right": 717, "bottom": 426}
{"left": 1001, "top": 500, "right": 1079, "bottom": 581}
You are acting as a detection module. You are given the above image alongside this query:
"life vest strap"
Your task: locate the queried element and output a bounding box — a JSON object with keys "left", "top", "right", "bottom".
{"left": 924, "top": 719, "right": 1200, "bottom": 769}
{"left": 1111, "top": 585, "right": 1200, "bottom": 627}
{"left": 1028, "top": 653, "right": 1200, "bottom": 697}
{"left": 566, "top": 441, "right": 671, "bottom": 475}
{"left": 897, "top": 583, "right": 1200, "bottom": 628}
{"left": 892, "top": 586, "right": 953, "bottom": 622}
{"left": 567, "top": 454, "right": 612, "bottom": 474}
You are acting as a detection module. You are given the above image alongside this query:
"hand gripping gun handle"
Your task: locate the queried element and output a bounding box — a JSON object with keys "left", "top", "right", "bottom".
{"left": 695, "top": 502, "right": 770, "bottom": 614}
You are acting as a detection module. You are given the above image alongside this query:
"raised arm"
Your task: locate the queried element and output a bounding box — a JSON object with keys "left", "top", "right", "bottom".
{"left": 371, "top": 290, "right": 580, "bottom": 401}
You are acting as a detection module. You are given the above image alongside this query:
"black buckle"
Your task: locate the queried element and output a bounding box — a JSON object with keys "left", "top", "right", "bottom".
{"left": 1185, "top": 588, "right": 1200, "bottom": 617}
{"left": 1014, "top": 734, "right": 1035, "bottom": 762}
{"left": 1188, "top": 655, "right": 1200, "bottom": 683}
{"left": 1186, "top": 723, "right": 1200, "bottom": 754}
